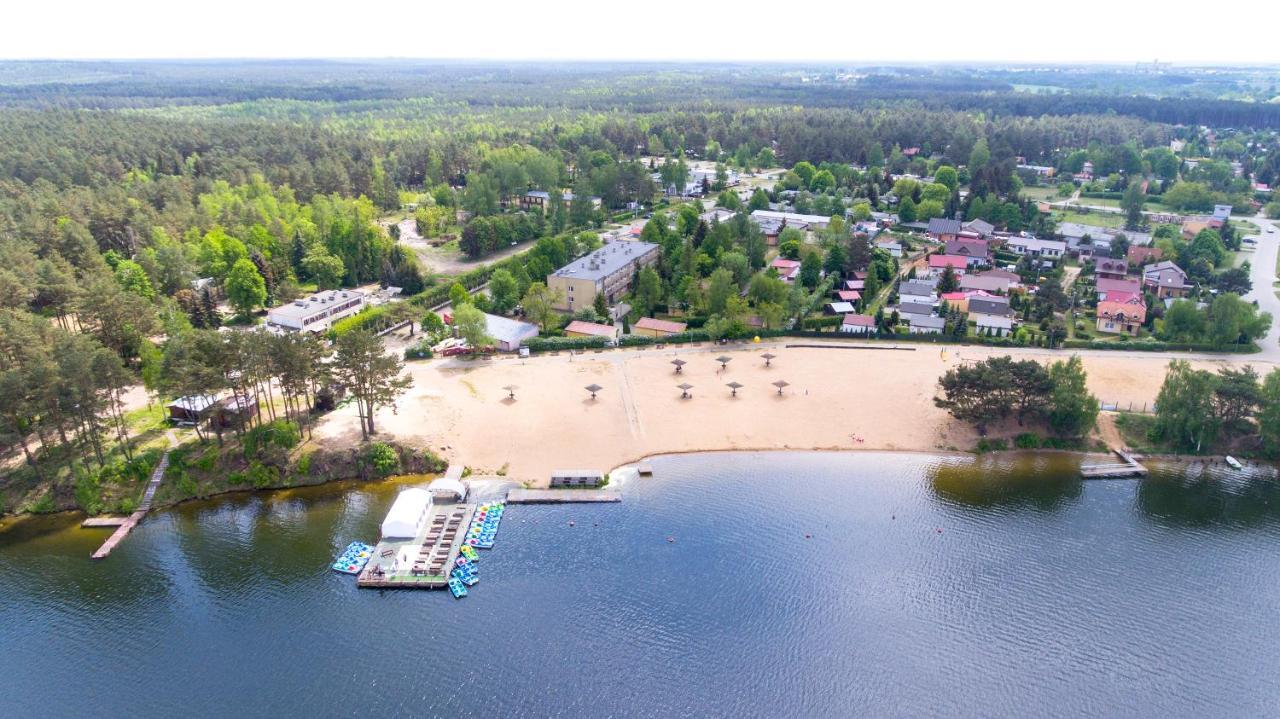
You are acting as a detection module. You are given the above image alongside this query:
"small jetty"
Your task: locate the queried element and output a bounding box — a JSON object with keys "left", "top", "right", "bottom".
{"left": 90, "top": 448, "right": 171, "bottom": 559}
{"left": 636, "top": 462, "right": 654, "bottom": 476}
{"left": 507, "top": 488, "right": 622, "bottom": 504}
{"left": 1081, "top": 449, "right": 1148, "bottom": 479}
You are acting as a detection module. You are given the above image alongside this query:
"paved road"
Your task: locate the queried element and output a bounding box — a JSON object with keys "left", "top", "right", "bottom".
{"left": 1242, "top": 213, "right": 1280, "bottom": 362}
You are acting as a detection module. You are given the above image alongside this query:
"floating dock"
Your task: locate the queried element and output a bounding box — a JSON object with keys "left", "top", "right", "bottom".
{"left": 356, "top": 503, "right": 476, "bottom": 589}
{"left": 506, "top": 489, "right": 622, "bottom": 504}
{"left": 81, "top": 516, "right": 128, "bottom": 528}
{"left": 1081, "top": 449, "right": 1149, "bottom": 479}
{"left": 636, "top": 463, "right": 654, "bottom": 476}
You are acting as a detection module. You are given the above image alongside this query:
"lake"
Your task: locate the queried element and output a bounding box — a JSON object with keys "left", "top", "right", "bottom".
{"left": 2, "top": 451, "right": 1279, "bottom": 718}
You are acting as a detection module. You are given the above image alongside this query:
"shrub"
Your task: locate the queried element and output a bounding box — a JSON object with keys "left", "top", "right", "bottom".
{"left": 975, "top": 438, "right": 1008, "bottom": 453}
{"left": 243, "top": 420, "right": 301, "bottom": 459}
{"left": 404, "top": 339, "right": 434, "bottom": 360}
{"left": 421, "top": 449, "right": 448, "bottom": 473}
{"left": 296, "top": 452, "right": 313, "bottom": 475}
{"left": 524, "top": 336, "right": 608, "bottom": 352}
{"left": 365, "top": 443, "right": 400, "bottom": 477}
{"left": 247, "top": 461, "right": 279, "bottom": 489}
{"left": 1013, "top": 433, "right": 1042, "bottom": 449}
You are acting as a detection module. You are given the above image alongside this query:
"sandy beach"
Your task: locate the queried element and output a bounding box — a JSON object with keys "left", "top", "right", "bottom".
{"left": 311, "top": 340, "right": 1272, "bottom": 484}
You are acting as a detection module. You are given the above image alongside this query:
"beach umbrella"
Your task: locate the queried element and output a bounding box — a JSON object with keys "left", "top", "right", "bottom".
{"left": 761, "top": 352, "right": 776, "bottom": 367}
{"left": 584, "top": 383, "right": 603, "bottom": 400}
{"left": 715, "top": 355, "right": 732, "bottom": 371}
{"left": 671, "top": 358, "right": 687, "bottom": 374}
{"left": 772, "top": 380, "right": 790, "bottom": 395}
{"left": 726, "top": 381, "right": 743, "bottom": 397}
{"left": 502, "top": 384, "right": 517, "bottom": 400}
{"left": 677, "top": 383, "right": 693, "bottom": 399}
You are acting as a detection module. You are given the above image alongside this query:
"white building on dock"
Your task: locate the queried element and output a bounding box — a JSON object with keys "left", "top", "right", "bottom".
{"left": 380, "top": 488, "right": 432, "bottom": 539}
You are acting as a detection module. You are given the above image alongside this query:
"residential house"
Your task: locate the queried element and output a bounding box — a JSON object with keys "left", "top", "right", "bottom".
{"left": 1095, "top": 258, "right": 1129, "bottom": 281}
{"left": 843, "top": 279, "right": 867, "bottom": 291}
{"left": 699, "top": 208, "right": 736, "bottom": 224}
{"left": 632, "top": 317, "right": 688, "bottom": 338}
{"left": 927, "top": 218, "right": 964, "bottom": 243}
{"left": 1213, "top": 204, "right": 1233, "bottom": 222}
{"left": 976, "top": 269, "right": 1021, "bottom": 286}
{"left": 840, "top": 314, "right": 876, "bottom": 335}
{"left": 899, "top": 280, "right": 938, "bottom": 302}
{"left": 968, "top": 295, "right": 1012, "bottom": 318}
{"left": 927, "top": 254, "right": 969, "bottom": 278}
{"left": 750, "top": 209, "right": 831, "bottom": 231}
{"left": 825, "top": 301, "right": 857, "bottom": 315}
{"left": 547, "top": 240, "right": 661, "bottom": 312}
{"left": 944, "top": 237, "right": 990, "bottom": 267}
{"left": 564, "top": 320, "right": 620, "bottom": 342}
{"left": 906, "top": 314, "right": 945, "bottom": 334}
{"left": 1057, "top": 222, "right": 1116, "bottom": 258}
{"left": 896, "top": 300, "right": 935, "bottom": 318}
{"left": 770, "top": 257, "right": 802, "bottom": 283}
{"left": 940, "top": 289, "right": 993, "bottom": 313}
{"left": 875, "top": 240, "right": 903, "bottom": 258}
{"left": 959, "top": 273, "right": 1011, "bottom": 294}
{"left": 962, "top": 219, "right": 995, "bottom": 238}
{"left": 1127, "top": 245, "right": 1163, "bottom": 266}
{"left": 1005, "top": 237, "right": 1066, "bottom": 261}
{"left": 1096, "top": 292, "right": 1146, "bottom": 336}
{"left": 1016, "top": 164, "right": 1056, "bottom": 178}
{"left": 1143, "top": 261, "right": 1192, "bottom": 299}
{"left": 974, "top": 314, "right": 1013, "bottom": 337}
{"left": 1095, "top": 277, "right": 1142, "bottom": 301}
{"left": 834, "top": 290, "right": 862, "bottom": 303}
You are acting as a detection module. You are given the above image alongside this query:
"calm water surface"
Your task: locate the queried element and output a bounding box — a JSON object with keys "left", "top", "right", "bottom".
{"left": 2, "top": 451, "right": 1279, "bottom": 718}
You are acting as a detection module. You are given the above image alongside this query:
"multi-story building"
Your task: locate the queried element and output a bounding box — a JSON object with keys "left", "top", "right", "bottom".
{"left": 546, "top": 240, "right": 661, "bottom": 312}
{"left": 267, "top": 289, "right": 366, "bottom": 332}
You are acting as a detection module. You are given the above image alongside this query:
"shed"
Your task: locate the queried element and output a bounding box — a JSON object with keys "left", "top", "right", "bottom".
{"left": 484, "top": 313, "right": 540, "bottom": 352}
{"left": 167, "top": 395, "right": 220, "bottom": 425}
{"left": 550, "top": 469, "right": 605, "bottom": 488}
{"left": 380, "top": 488, "right": 432, "bottom": 539}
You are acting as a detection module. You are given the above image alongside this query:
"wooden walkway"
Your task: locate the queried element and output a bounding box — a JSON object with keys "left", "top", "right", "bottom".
{"left": 90, "top": 434, "right": 174, "bottom": 560}
{"left": 1081, "top": 449, "right": 1149, "bottom": 479}
{"left": 507, "top": 488, "right": 622, "bottom": 503}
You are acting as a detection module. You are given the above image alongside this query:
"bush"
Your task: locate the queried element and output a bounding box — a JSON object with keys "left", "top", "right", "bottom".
{"left": 365, "top": 442, "right": 401, "bottom": 477}
{"left": 619, "top": 335, "right": 655, "bottom": 348}
{"left": 404, "top": 339, "right": 434, "bottom": 360}
{"left": 295, "top": 452, "right": 313, "bottom": 475}
{"left": 1013, "top": 433, "right": 1042, "bottom": 449}
{"left": 802, "top": 316, "right": 843, "bottom": 330}
{"left": 247, "top": 461, "right": 279, "bottom": 489}
{"left": 421, "top": 448, "right": 448, "bottom": 473}
{"left": 975, "top": 438, "right": 1008, "bottom": 453}
{"left": 243, "top": 420, "right": 301, "bottom": 459}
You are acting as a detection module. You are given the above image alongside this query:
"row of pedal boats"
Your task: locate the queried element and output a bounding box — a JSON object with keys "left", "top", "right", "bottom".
{"left": 451, "top": 502, "right": 505, "bottom": 597}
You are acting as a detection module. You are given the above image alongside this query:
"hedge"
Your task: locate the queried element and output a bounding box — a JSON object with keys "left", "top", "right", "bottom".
{"left": 524, "top": 336, "right": 609, "bottom": 352}
{"left": 1061, "top": 339, "right": 1260, "bottom": 353}
{"left": 802, "top": 316, "right": 843, "bottom": 330}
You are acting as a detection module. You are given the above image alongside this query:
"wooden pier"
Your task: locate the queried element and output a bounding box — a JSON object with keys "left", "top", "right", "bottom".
{"left": 1081, "top": 449, "right": 1148, "bottom": 479}
{"left": 507, "top": 488, "right": 622, "bottom": 504}
{"left": 81, "top": 516, "right": 128, "bottom": 528}
{"left": 90, "top": 447, "right": 171, "bottom": 559}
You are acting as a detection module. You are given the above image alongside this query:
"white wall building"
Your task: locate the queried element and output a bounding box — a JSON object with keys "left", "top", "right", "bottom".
{"left": 380, "top": 488, "right": 432, "bottom": 539}
{"left": 267, "top": 289, "right": 366, "bottom": 332}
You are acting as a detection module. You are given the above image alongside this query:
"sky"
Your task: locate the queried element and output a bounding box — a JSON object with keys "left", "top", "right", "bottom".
{"left": 2, "top": 0, "right": 1278, "bottom": 65}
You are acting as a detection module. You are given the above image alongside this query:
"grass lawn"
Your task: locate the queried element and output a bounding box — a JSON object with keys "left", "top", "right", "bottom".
{"left": 1232, "top": 219, "right": 1261, "bottom": 235}
{"left": 1020, "top": 186, "right": 1059, "bottom": 202}
{"left": 1053, "top": 209, "right": 1125, "bottom": 229}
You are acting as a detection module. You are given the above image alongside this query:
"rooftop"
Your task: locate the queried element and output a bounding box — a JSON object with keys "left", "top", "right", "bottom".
{"left": 551, "top": 240, "right": 660, "bottom": 282}
{"left": 633, "top": 317, "right": 687, "bottom": 334}
{"left": 484, "top": 313, "right": 540, "bottom": 345}
{"left": 268, "top": 289, "right": 365, "bottom": 322}
{"left": 564, "top": 320, "right": 618, "bottom": 338}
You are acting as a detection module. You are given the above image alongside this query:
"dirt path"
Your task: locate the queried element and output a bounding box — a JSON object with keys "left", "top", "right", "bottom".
{"left": 1096, "top": 412, "right": 1126, "bottom": 450}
